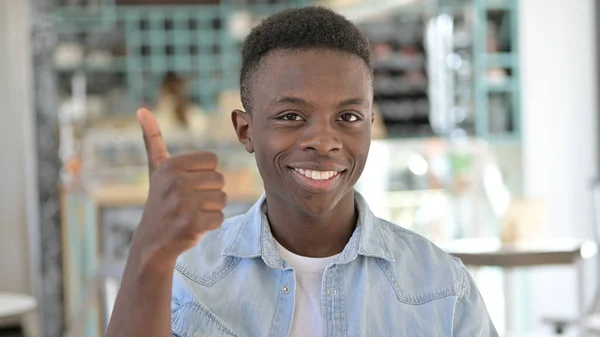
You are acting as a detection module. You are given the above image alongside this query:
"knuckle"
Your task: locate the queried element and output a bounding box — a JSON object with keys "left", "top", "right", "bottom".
{"left": 162, "top": 173, "right": 182, "bottom": 195}
{"left": 152, "top": 154, "right": 169, "bottom": 167}
{"left": 213, "top": 171, "right": 225, "bottom": 186}
{"left": 199, "top": 171, "right": 222, "bottom": 189}
{"left": 201, "top": 190, "right": 227, "bottom": 209}
{"left": 150, "top": 164, "right": 168, "bottom": 180}
{"left": 158, "top": 159, "right": 171, "bottom": 172}
{"left": 202, "top": 151, "right": 219, "bottom": 166}
{"left": 208, "top": 212, "right": 225, "bottom": 229}
{"left": 218, "top": 191, "right": 228, "bottom": 206}
{"left": 178, "top": 212, "right": 195, "bottom": 228}
{"left": 159, "top": 157, "right": 177, "bottom": 172}
{"left": 171, "top": 175, "right": 187, "bottom": 192}
{"left": 166, "top": 192, "right": 184, "bottom": 212}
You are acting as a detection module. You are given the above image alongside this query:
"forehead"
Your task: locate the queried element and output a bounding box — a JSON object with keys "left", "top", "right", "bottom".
{"left": 252, "top": 49, "right": 372, "bottom": 108}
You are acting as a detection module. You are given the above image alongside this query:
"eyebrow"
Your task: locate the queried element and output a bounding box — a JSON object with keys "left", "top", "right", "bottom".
{"left": 337, "top": 98, "right": 366, "bottom": 108}
{"left": 274, "top": 96, "right": 309, "bottom": 106}
{"left": 272, "top": 96, "right": 367, "bottom": 108}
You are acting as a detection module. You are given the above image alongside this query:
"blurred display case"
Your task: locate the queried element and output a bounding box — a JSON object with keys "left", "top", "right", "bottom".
{"left": 50, "top": 0, "right": 521, "bottom": 141}
{"left": 51, "top": 0, "right": 309, "bottom": 114}
{"left": 336, "top": 0, "right": 520, "bottom": 140}
{"left": 359, "top": 14, "right": 431, "bottom": 137}
{"left": 425, "top": 0, "right": 519, "bottom": 141}
{"left": 357, "top": 138, "right": 505, "bottom": 244}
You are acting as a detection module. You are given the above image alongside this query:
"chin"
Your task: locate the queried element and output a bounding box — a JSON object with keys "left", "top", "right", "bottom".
{"left": 295, "top": 201, "right": 336, "bottom": 217}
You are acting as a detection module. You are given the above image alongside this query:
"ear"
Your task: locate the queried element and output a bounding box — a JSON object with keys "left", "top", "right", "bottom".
{"left": 231, "top": 109, "right": 254, "bottom": 153}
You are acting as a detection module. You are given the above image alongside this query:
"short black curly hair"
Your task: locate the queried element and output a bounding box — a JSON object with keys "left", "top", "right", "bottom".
{"left": 239, "top": 6, "right": 372, "bottom": 111}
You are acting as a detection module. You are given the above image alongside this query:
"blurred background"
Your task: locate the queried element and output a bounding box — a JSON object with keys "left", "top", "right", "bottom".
{"left": 0, "top": 0, "right": 598, "bottom": 336}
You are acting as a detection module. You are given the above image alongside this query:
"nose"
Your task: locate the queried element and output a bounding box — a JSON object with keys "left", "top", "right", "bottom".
{"left": 298, "top": 120, "right": 342, "bottom": 155}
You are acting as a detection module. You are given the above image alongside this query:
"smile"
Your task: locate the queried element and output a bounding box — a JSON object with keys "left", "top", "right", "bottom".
{"left": 293, "top": 168, "right": 340, "bottom": 181}
{"left": 289, "top": 167, "right": 345, "bottom": 193}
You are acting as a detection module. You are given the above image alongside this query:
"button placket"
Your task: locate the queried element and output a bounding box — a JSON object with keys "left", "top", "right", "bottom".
{"left": 268, "top": 270, "right": 295, "bottom": 337}
{"left": 323, "top": 264, "right": 347, "bottom": 337}
{"left": 327, "top": 287, "right": 337, "bottom": 297}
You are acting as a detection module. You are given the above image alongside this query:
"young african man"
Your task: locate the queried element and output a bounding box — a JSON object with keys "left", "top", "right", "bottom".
{"left": 106, "top": 6, "right": 498, "bottom": 337}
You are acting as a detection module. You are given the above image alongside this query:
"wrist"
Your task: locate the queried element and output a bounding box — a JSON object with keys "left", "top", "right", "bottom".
{"left": 128, "top": 241, "right": 177, "bottom": 277}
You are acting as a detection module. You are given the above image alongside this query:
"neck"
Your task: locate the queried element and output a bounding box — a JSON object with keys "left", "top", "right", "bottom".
{"left": 265, "top": 190, "right": 357, "bottom": 258}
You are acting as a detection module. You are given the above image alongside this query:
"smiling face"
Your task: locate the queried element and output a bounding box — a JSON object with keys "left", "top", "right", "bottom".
{"left": 233, "top": 49, "right": 373, "bottom": 216}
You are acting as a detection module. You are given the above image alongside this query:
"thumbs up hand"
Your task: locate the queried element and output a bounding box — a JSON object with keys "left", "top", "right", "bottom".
{"left": 131, "top": 108, "right": 227, "bottom": 267}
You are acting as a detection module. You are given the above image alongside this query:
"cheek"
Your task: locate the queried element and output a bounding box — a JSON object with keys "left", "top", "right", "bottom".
{"left": 254, "top": 127, "right": 296, "bottom": 158}
{"left": 349, "top": 134, "right": 371, "bottom": 173}
{"left": 252, "top": 133, "right": 284, "bottom": 178}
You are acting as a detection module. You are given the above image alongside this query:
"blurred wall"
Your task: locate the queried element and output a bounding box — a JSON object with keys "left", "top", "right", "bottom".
{"left": 0, "top": 0, "right": 34, "bottom": 295}
{"left": 520, "top": 0, "right": 598, "bottom": 331}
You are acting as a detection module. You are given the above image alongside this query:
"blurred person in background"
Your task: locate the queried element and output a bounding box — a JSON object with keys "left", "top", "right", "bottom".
{"left": 106, "top": 6, "right": 497, "bottom": 337}
{"left": 153, "top": 71, "right": 208, "bottom": 137}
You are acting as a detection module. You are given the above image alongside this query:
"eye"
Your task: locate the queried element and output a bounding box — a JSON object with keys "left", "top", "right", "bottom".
{"left": 278, "top": 113, "right": 305, "bottom": 122}
{"left": 339, "top": 112, "right": 361, "bottom": 122}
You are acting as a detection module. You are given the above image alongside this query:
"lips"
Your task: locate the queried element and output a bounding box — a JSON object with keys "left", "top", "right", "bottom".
{"left": 288, "top": 165, "right": 346, "bottom": 192}
{"left": 293, "top": 168, "right": 340, "bottom": 181}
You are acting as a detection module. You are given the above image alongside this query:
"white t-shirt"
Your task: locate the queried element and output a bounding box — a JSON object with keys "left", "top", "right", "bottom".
{"left": 274, "top": 241, "right": 339, "bottom": 337}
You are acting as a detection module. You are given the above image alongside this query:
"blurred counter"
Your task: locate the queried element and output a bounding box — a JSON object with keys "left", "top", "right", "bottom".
{"left": 87, "top": 183, "right": 148, "bottom": 206}
{"left": 85, "top": 173, "right": 262, "bottom": 207}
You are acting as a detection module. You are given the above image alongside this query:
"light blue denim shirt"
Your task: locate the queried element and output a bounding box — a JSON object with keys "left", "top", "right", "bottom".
{"left": 171, "top": 192, "right": 498, "bottom": 337}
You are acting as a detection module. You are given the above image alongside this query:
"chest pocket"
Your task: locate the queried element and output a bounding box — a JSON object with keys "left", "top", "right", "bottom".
{"left": 172, "top": 302, "right": 237, "bottom": 337}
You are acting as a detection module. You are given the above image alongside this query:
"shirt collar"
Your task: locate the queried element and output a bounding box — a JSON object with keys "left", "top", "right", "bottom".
{"left": 222, "top": 191, "right": 394, "bottom": 268}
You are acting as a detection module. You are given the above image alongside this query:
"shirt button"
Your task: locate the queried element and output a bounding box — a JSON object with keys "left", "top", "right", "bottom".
{"left": 282, "top": 284, "right": 291, "bottom": 294}
{"left": 327, "top": 287, "right": 337, "bottom": 297}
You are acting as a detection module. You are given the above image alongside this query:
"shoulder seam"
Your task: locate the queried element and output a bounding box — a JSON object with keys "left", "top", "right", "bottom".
{"left": 451, "top": 257, "right": 469, "bottom": 300}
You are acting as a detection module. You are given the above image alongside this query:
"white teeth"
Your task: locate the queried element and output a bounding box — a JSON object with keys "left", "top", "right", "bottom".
{"left": 294, "top": 168, "right": 339, "bottom": 181}
{"left": 312, "top": 170, "right": 320, "bottom": 180}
